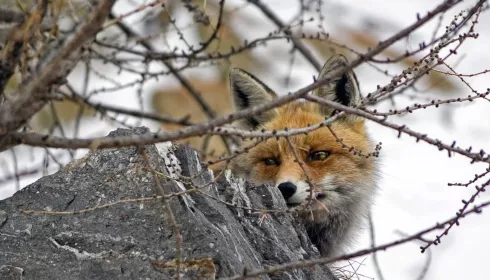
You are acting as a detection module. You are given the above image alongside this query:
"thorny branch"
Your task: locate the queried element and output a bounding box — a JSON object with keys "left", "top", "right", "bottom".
{"left": 219, "top": 199, "right": 490, "bottom": 280}
{"left": 420, "top": 177, "right": 490, "bottom": 252}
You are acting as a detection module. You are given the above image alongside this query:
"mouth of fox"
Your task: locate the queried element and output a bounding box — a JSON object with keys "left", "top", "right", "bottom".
{"left": 286, "top": 192, "right": 326, "bottom": 207}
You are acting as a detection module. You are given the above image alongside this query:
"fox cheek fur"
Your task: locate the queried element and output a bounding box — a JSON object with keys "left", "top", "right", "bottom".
{"left": 228, "top": 54, "right": 380, "bottom": 258}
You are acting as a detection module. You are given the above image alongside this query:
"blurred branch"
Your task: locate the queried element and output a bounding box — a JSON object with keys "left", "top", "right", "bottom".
{"left": 0, "top": 0, "right": 48, "bottom": 96}
{"left": 0, "top": 0, "right": 466, "bottom": 152}
{"left": 188, "top": 0, "right": 225, "bottom": 55}
{"left": 394, "top": 230, "right": 433, "bottom": 280}
{"left": 62, "top": 89, "right": 194, "bottom": 126}
{"left": 0, "top": 0, "right": 117, "bottom": 146}
{"left": 107, "top": 10, "right": 237, "bottom": 154}
{"left": 107, "top": 12, "right": 218, "bottom": 118}
{"left": 368, "top": 212, "right": 385, "bottom": 280}
{"left": 247, "top": 0, "right": 322, "bottom": 71}
{"left": 0, "top": 7, "right": 25, "bottom": 24}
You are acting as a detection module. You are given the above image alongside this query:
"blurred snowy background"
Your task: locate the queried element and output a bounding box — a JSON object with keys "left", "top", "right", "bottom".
{"left": 1, "top": 0, "right": 490, "bottom": 279}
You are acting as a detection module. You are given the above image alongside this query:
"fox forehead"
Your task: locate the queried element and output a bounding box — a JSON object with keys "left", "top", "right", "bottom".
{"left": 238, "top": 101, "right": 377, "bottom": 185}
{"left": 254, "top": 102, "right": 371, "bottom": 157}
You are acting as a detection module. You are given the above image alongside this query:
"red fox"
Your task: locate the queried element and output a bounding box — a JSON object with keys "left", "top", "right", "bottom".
{"left": 228, "top": 54, "right": 380, "bottom": 258}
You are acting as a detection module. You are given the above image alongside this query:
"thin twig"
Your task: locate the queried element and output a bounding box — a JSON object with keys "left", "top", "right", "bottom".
{"left": 219, "top": 199, "right": 490, "bottom": 280}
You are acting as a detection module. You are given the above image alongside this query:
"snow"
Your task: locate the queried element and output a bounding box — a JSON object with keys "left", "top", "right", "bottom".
{"left": 1, "top": 0, "right": 490, "bottom": 279}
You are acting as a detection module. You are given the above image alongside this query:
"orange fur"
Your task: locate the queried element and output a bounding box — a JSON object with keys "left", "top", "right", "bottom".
{"left": 233, "top": 102, "right": 376, "bottom": 194}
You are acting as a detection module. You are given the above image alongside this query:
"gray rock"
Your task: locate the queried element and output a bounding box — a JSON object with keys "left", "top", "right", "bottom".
{"left": 0, "top": 127, "right": 337, "bottom": 280}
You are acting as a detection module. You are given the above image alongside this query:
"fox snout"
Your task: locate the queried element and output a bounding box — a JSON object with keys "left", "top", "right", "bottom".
{"left": 275, "top": 179, "right": 312, "bottom": 205}
{"left": 277, "top": 182, "right": 296, "bottom": 200}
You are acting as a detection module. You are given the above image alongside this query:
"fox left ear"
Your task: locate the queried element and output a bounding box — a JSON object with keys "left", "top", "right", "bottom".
{"left": 229, "top": 68, "right": 277, "bottom": 130}
{"left": 312, "top": 54, "right": 362, "bottom": 119}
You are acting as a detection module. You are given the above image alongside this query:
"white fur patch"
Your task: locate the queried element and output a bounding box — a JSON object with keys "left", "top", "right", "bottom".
{"left": 275, "top": 178, "right": 311, "bottom": 204}
{"left": 319, "top": 175, "right": 335, "bottom": 191}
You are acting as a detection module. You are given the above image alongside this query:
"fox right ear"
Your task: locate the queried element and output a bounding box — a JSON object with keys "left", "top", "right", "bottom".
{"left": 229, "top": 68, "right": 277, "bottom": 130}
{"left": 312, "top": 54, "right": 362, "bottom": 120}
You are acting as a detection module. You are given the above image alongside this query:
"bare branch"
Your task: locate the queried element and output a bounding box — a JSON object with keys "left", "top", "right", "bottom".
{"left": 0, "top": 0, "right": 117, "bottom": 139}
{"left": 247, "top": 0, "right": 322, "bottom": 71}
{"left": 219, "top": 199, "right": 490, "bottom": 280}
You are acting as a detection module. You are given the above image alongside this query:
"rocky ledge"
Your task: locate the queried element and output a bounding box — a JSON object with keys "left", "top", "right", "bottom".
{"left": 0, "top": 127, "right": 336, "bottom": 280}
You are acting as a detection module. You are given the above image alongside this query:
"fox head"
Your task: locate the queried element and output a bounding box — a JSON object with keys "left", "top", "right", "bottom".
{"left": 228, "top": 55, "right": 379, "bottom": 240}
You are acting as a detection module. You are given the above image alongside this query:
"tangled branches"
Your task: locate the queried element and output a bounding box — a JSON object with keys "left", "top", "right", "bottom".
{"left": 1, "top": 0, "right": 490, "bottom": 279}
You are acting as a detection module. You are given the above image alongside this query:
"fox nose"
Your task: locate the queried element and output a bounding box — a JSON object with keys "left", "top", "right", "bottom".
{"left": 277, "top": 182, "right": 297, "bottom": 200}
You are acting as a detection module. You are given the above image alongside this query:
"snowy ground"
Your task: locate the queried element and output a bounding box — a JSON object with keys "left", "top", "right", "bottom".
{"left": 1, "top": 0, "right": 490, "bottom": 279}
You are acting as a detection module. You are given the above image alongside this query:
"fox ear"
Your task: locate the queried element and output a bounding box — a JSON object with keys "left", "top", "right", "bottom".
{"left": 312, "top": 54, "right": 362, "bottom": 119}
{"left": 229, "top": 68, "right": 277, "bottom": 129}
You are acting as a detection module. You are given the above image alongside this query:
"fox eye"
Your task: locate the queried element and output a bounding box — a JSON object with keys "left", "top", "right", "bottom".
{"left": 308, "top": 151, "right": 330, "bottom": 161}
{"left": 263, "top": 158, "right": 280, "bottom": 166}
